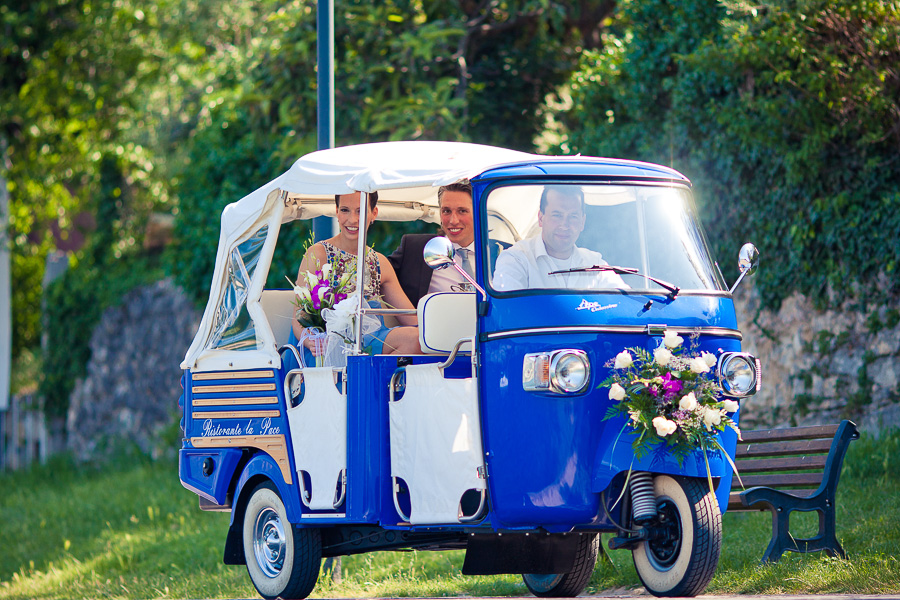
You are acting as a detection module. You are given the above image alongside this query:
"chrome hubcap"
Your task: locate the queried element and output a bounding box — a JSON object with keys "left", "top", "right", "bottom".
{"left": 253, "top": 507, "right": 286, "bottom": 578}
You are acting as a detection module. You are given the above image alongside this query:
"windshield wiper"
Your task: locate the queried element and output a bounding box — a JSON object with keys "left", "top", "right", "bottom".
{"left": 549, "top": 265, "right": 681, "bottom": 300}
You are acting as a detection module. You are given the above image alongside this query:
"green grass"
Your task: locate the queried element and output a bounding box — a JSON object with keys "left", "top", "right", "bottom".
{"left": 2, "top": 431, "right": 899, "bottom": 599}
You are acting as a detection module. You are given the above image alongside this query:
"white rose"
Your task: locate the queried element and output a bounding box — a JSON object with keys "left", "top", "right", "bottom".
{"left": 722, "top": 399, "right": 740, "bottom": 413}
{"left": 679, "top": 392, "right": 698, "bottom": 411}
{"left": 702, "top": 351, "right": 717, "bottom": 368}
{"left": 690, "top": 356, "right": 711, "bottom": 374}
{"left": 654, "top": 347, "right": 673, "bottom": 366}
{"left": 663, "top": 329, "right": 684, "bottom": 348}
{"left": 609, "top": 383, "right": 626, "bottom": 401}
{"left": 652, "top": 416, "right": 677, "bottom": 436}
{"left": 614, "top": 351, "right": 633, "bottom": 369}
{"left": 703, "top": 406, "right": 722, "bottom": 430}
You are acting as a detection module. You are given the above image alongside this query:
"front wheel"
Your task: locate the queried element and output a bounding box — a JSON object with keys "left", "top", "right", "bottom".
{"left": 632, "top": 475, "right": 721, "bottom": 598}
{"left": 522, "top": 533, "right": 599, "bottom": 597}
{"left": 243, "top": 482, "right": 322, "bottom": 600}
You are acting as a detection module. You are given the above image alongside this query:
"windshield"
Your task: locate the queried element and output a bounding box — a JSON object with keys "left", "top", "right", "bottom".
{"left": 486, "top": 183, "right": 725, "bottom": 294}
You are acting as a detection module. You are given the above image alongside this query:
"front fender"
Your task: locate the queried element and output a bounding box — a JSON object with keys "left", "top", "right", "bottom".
{"left": 591, "top": 417, "right": 738, "bottom": 512}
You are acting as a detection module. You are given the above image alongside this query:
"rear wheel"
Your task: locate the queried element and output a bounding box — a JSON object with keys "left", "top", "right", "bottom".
{"left": 522, "top": 533, "right": 599, "bottom": 597}
{"left": 243, "top": 482, "right": 322, "bottom": 600}
{"left": 632, "top": 475, "right": 721, "bottom": 597}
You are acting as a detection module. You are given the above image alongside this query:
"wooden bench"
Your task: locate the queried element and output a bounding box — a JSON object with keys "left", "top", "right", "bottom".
{"left": 728, "top": 420, "right": 859, "bottom": 563}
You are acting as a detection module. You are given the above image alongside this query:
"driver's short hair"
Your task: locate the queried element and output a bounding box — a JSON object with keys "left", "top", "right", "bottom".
{"left": 539, "top": 185, "right": 585, "bottom": 214}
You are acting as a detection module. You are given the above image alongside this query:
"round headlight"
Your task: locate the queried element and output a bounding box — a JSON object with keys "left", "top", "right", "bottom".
{"left": 550, "top": 351, "right": 590, "bottom": 394}
{"left": 720, "top": 354, "right": 756, "bottom": 396}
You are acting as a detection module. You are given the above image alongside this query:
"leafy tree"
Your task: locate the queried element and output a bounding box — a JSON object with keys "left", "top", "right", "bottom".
{"left": 562, "top": 0, "right": 900, "bottom": 307}
{"left": 1, "top": 0, "right": 265, "bottom": 355}
{"left": 168, "top": 0, "right": 622, "bottom": 300}
{"left": 4, "top": 0, "right": 625, "bottom": 415}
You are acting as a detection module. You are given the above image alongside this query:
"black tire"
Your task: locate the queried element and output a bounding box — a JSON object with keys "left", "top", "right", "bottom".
{"left": 632, "top": 475, "right": 721, "bottom": 598}
{"left": 522, "top": 533, "right": 599, "bottom": 597}
{"left": 243, "top": 482, "right": 321, "bottom": 600}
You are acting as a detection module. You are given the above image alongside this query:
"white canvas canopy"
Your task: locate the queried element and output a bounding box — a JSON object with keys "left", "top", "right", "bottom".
{"left": 182, "top": 141, "right": 539, "bottom": 371}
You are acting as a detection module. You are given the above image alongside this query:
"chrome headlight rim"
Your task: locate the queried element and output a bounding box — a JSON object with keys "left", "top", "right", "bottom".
{"left": 549, "top": 350, "right": 591, "bottom": 394}
{"left": 717, "top": 352, "right": 761, "bottom": 397}
{"left": 522, "top": 349, "right": 591, "bottom": 395}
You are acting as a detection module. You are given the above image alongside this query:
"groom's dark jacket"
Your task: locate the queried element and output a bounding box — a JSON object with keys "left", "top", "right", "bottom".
{"left": 387, "top": 233, "right": 438, "bottom": 307}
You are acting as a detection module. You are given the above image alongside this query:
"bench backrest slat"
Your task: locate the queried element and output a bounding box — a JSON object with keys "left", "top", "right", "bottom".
{"left": 735, "top": 454, "right": 828, "bottom": 474}
{"left": 737, "top": 473, "right": 823, "bottom": 489}
{"left": 739, "top": 424, "right": 839, "bottom": 443}
{"left": 737, "top": 437, "right": 833, "bottom": 458}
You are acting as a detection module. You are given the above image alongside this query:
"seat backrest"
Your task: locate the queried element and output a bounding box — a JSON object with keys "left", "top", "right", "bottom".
{"left": 259, "top": 289, "right": 296, "bottom": 347}
{"left": 417, "top": 292, "right": 476, "bottom": 353}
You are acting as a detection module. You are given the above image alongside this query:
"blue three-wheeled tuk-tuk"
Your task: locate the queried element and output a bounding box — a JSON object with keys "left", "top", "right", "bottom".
{"left": 179, "top": 141, "right": 761, "bottom": 599}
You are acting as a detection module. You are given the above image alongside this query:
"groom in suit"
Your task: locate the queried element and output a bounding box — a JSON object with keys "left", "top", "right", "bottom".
{"left": 388, "top": 180, "right": 475, "bottom": 306}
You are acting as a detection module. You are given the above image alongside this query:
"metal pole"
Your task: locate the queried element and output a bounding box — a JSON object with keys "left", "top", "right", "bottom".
{"left": 316, "top": 2, "right": 341, "bottom": 581}
{"left": 314, "top": 0, "right": 336, "bottom": 242}
{"left": 0, "top": 137, "right": 11, "bottom": 414}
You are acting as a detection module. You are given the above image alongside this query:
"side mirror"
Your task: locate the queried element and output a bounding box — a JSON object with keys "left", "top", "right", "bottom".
{"left": 423, "top": 236, "right": 455, "bottom": 269}
{"left": 729, "top": 242, "right": 759, "bottom": 294}
{"left": 738, "top": 242, "right": 759, "bottom": 276}
{"left": 422, "top": 236, "right": 487, "bottom": 300}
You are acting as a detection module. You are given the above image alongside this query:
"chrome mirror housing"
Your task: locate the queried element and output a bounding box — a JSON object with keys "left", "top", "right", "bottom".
{"left": 738, "top": 243, "right": 759, "bottom": 276}
{"left": 422, "top": 235, "right": 487, "bottom": 300}
{"left": 729, "top": 242, "right": 759, "bottom": 294}
{"left": 423, "top": 236, "right": 455, "bottom": 269}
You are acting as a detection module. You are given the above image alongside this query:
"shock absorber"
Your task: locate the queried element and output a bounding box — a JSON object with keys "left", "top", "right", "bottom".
{"left": 629, "top": 471, "right": 657, "bottom": 525}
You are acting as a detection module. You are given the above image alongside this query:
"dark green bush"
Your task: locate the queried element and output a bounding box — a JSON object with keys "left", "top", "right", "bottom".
{"left": 40, "top": 155, "right": 164, "bottom": 417}
{"left": 562, "top": 0, "right": 900, "bottom": 308}
{"left": 40, "top": 253, "right": 163, "bottom": 417}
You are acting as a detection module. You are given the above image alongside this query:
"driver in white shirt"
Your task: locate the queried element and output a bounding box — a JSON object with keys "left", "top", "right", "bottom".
{"left": 493, "top": 185, "right": 627, "bottom": 291}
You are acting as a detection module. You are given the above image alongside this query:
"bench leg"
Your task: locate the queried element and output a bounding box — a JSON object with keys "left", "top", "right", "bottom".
{"left": 762, "top": 504, "right": 796, "bottom": 564}
{"left": 762, "top": 503, "right": 846, "bottom": 564}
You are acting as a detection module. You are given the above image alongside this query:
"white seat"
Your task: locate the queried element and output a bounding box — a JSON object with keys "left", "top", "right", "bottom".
{"left": 417, "top": 292, "right": 476, "bottom": 354}
{"left": 259, "top": 289, "right": 296, "bottom": 347}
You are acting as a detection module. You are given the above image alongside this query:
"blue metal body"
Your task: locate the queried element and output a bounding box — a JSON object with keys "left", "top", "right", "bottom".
{"left": 179, "top": 159, "right": 746, "bottom": 542}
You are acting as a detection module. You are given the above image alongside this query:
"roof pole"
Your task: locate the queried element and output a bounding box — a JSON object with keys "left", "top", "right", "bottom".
{"left": 354, "top": 192, "right": 369, "bottom": 356}
{"left": 314, "top": 0, "right": 335, "bottom": 242}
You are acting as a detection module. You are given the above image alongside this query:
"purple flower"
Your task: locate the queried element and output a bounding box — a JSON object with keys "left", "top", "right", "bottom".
{"left": 661, "top": 373, "right": 684, "bottom": 401}
{"left": 311, "top": 282, "right": 328, "bottom": 310}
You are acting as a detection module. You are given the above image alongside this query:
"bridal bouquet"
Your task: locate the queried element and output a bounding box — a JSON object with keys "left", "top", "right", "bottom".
{"left": 291, "top": 255, "right": 355, "bottom": 331}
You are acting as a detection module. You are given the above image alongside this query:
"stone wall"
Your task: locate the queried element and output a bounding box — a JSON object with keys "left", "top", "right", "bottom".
{"left": 734, "top": 283, "right": 900, "bottom": 435}
{"left": 66, "top": 279, "right": 201, "bottom": 460}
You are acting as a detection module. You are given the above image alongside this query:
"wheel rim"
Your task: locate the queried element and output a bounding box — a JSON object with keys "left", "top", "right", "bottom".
{"left": 524, "top": 572, "right": 565, "bottom": 592}
{"left": 253, "top": 506, "right": 286, "bottom": 578}
{"left": 645, "top": 498, "right": 683, "bottom": 571}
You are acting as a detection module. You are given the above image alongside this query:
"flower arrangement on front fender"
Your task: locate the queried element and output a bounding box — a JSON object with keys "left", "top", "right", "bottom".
{"left": 600, "top": 329, "right": 741, "bottom": 465}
